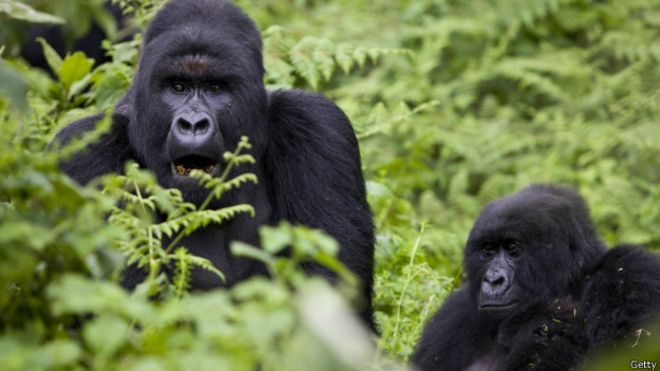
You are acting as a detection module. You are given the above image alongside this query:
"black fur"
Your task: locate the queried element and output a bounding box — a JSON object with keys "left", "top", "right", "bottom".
{"left": 55, "top": 0, "right": 374, "bottom": 328}
{"left": 413, "top": 184, "right": 660, "bottom": 370}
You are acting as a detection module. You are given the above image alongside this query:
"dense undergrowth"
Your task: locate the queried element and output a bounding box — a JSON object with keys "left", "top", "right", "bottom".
{"left": 1, "top": 0, "right": 659, "bottom": 370}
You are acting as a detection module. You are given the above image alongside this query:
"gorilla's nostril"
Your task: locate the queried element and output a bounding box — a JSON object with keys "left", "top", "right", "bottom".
{"left": 194, "top": 119, "right": 209, "bottom": 134}
{"left": 491, "top": 276, "right": 505, "bottom": 286}
{"left": 178, "top": 118, "right": 193, "bottom": 133}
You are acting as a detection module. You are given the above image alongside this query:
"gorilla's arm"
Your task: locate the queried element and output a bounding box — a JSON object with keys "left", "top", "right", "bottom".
{"left": 582, "top": 245, "right": 660, "bottom": 347}
{"left": 413, "top": 288, "right": 485, "bottom": 371}
{"left": 54, "top": 113, "right": 133, "bottom": 185}
{"left": 499, "top": 298, "right": 588, "bottom": 370}
{"left": 265, "top": 89, "right": 374, "bottom": 318}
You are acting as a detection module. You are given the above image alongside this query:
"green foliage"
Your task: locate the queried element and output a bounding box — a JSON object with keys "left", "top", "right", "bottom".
{"left": 112, "top": 0, "right": 165, "bottom": 27}
{"left": 263, "top": 25, "right": 411, "bottom": 89}
{"left": 0, "top": 58, "right": 28, "bottom": 111}
{"left": 1, "top": 228, "right": 380, "bottom": 371}
{"left": 0, "top": 120, "right": 123, "bottom": 331}
{"left": 104, "top": 137, "right": 259, "bottom": 297}
{"left": 0, "top": 0, "right": 63, "bottom": 24}
{"left": 583, "top": 322, "right": 660, "bottom": 371}
{"left": 1, "top": 0, "right": 659, "bottom": 369}
{"left": 0, "top": 0, "right": 117, "bottom": 58}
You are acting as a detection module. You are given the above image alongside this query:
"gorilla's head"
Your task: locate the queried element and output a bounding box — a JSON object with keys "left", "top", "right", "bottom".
{"left": 128, "top": 0, "right": 267, "bottom": 204}
{"left": 464, "top": 184, "right": 605, "bottom": 318}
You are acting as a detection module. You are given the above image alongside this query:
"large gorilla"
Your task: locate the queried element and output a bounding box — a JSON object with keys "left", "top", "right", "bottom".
{"left": 55, "top": 0, "right": 374, "bottom": 327}
{"left": 413, "top": 184, "right": 660, "bottom": 370}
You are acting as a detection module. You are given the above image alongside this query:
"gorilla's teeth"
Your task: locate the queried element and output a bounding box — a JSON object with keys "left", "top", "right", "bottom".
{"left": 175, "top": 165, "right": 187, "bottom": 176}
{"left": 175, "top": 163, "right": 217, "bottom": 176}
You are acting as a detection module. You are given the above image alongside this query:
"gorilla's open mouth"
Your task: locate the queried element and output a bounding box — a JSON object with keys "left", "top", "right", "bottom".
{"left": 172, "top": 155, "right": 220, "bottom": 176}
{"left": 479, "top": 301, "right": 518, "bottom": 312}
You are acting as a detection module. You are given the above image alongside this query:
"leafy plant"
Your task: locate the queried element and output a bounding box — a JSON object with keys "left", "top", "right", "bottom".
{"left": 0, "top": 0, "right": 659, "bottom": 369}
{"left": 105, "top": 137, "right": 257, "bottom": 298}
{"left": 0, "top": 0, "right": 64, "bottom": 24}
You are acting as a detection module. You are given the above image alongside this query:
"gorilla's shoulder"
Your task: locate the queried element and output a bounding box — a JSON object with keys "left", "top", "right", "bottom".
{"left": 52, "top": 111, "right": 132, "bottom": 185}
{"left": 583, "top": 245, "right": 660, "bottom": 345}
{"left": 589, "top": 245, "right": 660, "bottom": 289}
{"left": 265, "top": 88, "right": 363, "bottom": 187}
{"left": 55, "top": 114, "right": 106, "bottom": 145}
{"left": 596, "top": 245, "right": 660, "bottom": 271}
{"left": 264, "top": 88, "right": 369, "bottom": 227}
{"left": 54, "top": 112, "right": 130, "bottom": 146}
{"left": 267, "top": 89, "right": 356, "bottom": 143}
{"left": 54, "top": 89, "right": 133, "bottom": 146}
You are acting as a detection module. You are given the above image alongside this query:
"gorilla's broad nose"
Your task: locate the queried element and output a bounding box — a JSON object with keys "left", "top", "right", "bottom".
{"left": 175, "top": 112, "right": 211, "bottom": 137}
{"left": 170, "top": 111, "right": 218, "bottom": 150}
{"left": 482, "top": 268, "right": 510, "bottom": 295}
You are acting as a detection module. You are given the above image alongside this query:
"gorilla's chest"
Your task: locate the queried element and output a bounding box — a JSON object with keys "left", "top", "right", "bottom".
{"left": 170, "top": 179, "right": 273, "bottom": 289}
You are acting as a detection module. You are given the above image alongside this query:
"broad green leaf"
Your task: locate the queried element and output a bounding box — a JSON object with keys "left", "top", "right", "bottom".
{"left": 260, "top": 225, "right": 292, "bottom": 254}
{"left": 58, "top": 52, "right": 94, "bottom": 91}
{"left": 36, "top": 37, "right": 63, "bottom": 74}
{"left": 0, "top": 59, "right": 27, "bottom": 112}
{"left": 43, "top": 340, "right": 81, "bottom": 367}
{"left": 0, "top": 0, "right": 64, "bottom": 24}
{"left": 231, "top": 241, "right": 275, "bottom": 264}
{"left": 83, "top": 315, "right": 129, "bottom": 357}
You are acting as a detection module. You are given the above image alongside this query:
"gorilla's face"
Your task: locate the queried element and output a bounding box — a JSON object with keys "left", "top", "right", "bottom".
{"left": 163, "top": 59, "right": 230, "bottom": 181}
{"left": 464, "top": 188, "right": 584, "bottom": 318}
{"left": 126, "top": 3, "right": 267, "bottom": 205}
{"left": 469, "top": 236, "right": 521, "bottom": 314}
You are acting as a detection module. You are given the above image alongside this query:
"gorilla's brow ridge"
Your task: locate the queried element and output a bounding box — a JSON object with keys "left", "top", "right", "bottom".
{"left": 157, "top": 53, "right": 238, "bottom": 82}
{"left": 177, "top": 55, "right": 212, "bottom": 77}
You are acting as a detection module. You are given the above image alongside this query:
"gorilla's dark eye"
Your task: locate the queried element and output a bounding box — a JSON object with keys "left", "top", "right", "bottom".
{"left": 506, "top": 242, "right": 520, "bottom": 256}
{"left": 480, "top": 244, "right": 496, "bottom": 258}
{"left": 171, "top": 83, "right": 187, "bottom": 93}
{"left": 207, "top": 84, "right": 223, "bottom": 94}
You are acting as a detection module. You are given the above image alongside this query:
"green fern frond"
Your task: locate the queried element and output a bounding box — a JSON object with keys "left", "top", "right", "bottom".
{"left": 203, "top": 173, "right": 259, "bottom": 198}
{"left": 263, "top": 25, "right": 410, "bottom": 89}
{"left": 355, "top": 100, "right": 439, "bottom": 139}
{"left": 155, "top": 205, "right": 255, "bottom": 242}
{"left": 495, "top": 64, "right": 566, "bottom": 102}
{"left": 98, "top": 138, "right": 258, "bottom": 295}
{"left": 117, "top": 191, "right": 157, "bottom": 211}
{"left": 226, "top": 154, "right": 257, "bottom": 165}
{"left": 474, "top": 53, "right": 591, "bottom": 103}
{"left": 599, "top": 31, "right": 660, "bottom": 62}
{"left": 492, "top": 0, "right": 571, "bottom": 29}
{"left": 172, "top": 247, "right": 192, "bottom": 298}
{"left": 184, "top": 254, "right": 225, "bottom": 282}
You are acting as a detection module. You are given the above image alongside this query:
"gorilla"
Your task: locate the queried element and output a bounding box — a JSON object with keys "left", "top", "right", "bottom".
{"left": 54, "top": 0, "right": 374, "bottom": 327}
{"left": 413, "top": 184, "right": 660, "bottom": 370}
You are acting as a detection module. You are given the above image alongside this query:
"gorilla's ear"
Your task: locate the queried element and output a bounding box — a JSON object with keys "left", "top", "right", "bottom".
{"left": 561, "top": 196, "right": 606, "bottom": 272}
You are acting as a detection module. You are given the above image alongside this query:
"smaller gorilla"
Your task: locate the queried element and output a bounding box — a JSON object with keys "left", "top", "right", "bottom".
{"left": 413, "top": 184, "right": 660, "bottom": 371}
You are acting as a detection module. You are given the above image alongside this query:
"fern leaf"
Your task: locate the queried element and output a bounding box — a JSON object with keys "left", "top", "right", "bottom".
{"left": 172, "top": 247, "right": 192, "bottom": 298}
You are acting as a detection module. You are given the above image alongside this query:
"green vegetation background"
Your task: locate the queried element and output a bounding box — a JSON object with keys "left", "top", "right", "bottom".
{"left": 1, "top": 0, "right": 659, "bottom": 370}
